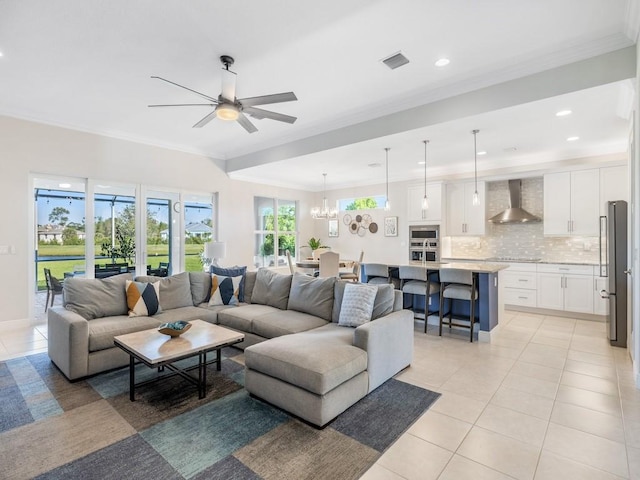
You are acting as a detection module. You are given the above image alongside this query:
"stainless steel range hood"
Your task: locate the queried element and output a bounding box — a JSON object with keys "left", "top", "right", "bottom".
{"left": 488, "top": 179, "right": 541, "bottom": 224}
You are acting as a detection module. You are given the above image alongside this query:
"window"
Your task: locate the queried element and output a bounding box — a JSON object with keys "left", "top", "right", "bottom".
{"left": 338, "top": 195, "right": 386, "bottom": 211}
{"left": 183, "top": 196, "right": 214, "bottom": 272}
{"left": 254, "top": 197, "right": 297, "bottom": 268}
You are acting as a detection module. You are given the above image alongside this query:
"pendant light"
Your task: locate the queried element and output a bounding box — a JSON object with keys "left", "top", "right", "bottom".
{"left": 311, "top": 173, "right": 337, "bottom": 219}
{"left": 421, "top": 140, "right": 429, "bottom": 211}
{"left": 384, "top": 147, "right": 391, "bottom": 211}
{"left": 472, "top": 129, "right": 480, "bottom": 206}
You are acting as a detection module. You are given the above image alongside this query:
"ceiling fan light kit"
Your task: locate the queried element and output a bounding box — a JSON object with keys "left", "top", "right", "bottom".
{"left": 149, "top": 55, "right": 297, "bottom": 133}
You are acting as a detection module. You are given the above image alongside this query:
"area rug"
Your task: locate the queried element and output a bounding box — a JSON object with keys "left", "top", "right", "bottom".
{"left": 0, "top": 351, "right": 440, "bottom": 480}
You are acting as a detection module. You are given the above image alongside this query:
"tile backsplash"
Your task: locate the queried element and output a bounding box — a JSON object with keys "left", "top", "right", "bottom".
{"left": 449, "top": 177, "right": 600, "bottom": 263}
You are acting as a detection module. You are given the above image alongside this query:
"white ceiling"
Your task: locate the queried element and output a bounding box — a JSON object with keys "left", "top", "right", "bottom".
{"left": 0, "top": 1, "right": 637, "bottom": 190}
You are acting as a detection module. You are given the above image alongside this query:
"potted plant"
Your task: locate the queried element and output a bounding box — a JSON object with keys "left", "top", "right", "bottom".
{"left": 308, "top": 237, "right": 323, "bottom": 251}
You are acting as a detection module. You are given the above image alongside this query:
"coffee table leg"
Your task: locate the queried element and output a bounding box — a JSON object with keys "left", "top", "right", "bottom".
{"left": 129, "top": 355, "right": 135, "bottom": 402}
{"left": 217, "top": 348, "right": 222, "bottom": 371}
{"left": 199, "top": 351, "right": 207, "bottom": 399}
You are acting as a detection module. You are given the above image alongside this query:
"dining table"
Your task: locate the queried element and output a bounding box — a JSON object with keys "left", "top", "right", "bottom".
{"left": 295, "top": 258, "right": 354, "bottom": 269}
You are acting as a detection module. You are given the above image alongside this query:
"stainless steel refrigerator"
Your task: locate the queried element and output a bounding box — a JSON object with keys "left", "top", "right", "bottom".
{"left": 599, "top": 200, "right": 628, "bottom": 347}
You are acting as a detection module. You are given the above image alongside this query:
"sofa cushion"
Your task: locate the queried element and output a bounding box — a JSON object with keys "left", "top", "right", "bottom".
{"left": 217, "top": 304, "right": 281, "bottom": 333}
{"left": 243, "top": 271, "right": 257, "bottom": 304}
{"left": 134, "top": 272, "right": 193, "bottom": 310}
{"left": 251, "top": 310, "right": 328, "bottom": 339}
{"left": 153, "top": 305, "right": 221, "bottom": 325}
{"left": 126, "top": 280, "right": 161, "bottom": 317}
{"left": 245, "top": 333, "right": 367, "bottom": 395}
{"left": 189, "top": 271, "right": 212, "bottom": 305}
{"left": 338, "top": 283, "right": 377, "bottom": 327}
{"left": 287, "top": 273, "right": 335, "bottom": 321}
{"left": 211, "top": 265, "right": 247, "bottom": 302}
{"left": 332, "top": 281, "right": 395, "bottom": 323}
{"left": 88, "top": 315, "right": 160, "bottom": 352}
{"left": 251, "top": 269, "right": 291, "bottom": 310}
{"left": 209, "top": 274, "right": 242, "bottom": 306}
{"left": 64, "top": 273, "right": 131, "bottom": 320}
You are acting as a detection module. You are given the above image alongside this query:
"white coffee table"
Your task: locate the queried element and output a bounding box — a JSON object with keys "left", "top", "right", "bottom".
{"left": 114, "top": 320, "right": 244, "bottom": 401}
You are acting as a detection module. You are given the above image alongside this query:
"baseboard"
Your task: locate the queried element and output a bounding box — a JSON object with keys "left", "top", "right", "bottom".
{"left": 505, "top": 305, "right": 606, "bottom": 322}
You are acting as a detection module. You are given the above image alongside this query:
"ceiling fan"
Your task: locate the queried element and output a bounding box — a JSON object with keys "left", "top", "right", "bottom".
{"left": 149, "top": 55, "right": 297, "bottom": 134}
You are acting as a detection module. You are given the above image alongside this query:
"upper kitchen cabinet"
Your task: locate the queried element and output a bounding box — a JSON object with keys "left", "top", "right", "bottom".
{"left": 599, "top": 165, "right": 628, "bottom": 216}
{"left": 446, "top": 181, "right": 486, "bottom": 236}
{"left": 543, "top": 169, "right": 599, "bottom": 236}
{"left": 407, "top": 183, "right": 443, "bottom": 223}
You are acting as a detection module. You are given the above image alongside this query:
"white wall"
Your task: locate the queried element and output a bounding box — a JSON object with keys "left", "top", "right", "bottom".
{"left": 0, "top": 115, "right": 316, "bottom": 322}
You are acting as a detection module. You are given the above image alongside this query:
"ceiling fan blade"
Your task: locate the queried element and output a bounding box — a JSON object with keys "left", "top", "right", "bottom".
{"left": 151, "top": 76, "right": 218, "bottom": 103}
{"left": 192, "top": 110, "right": 218, "bottom": 128}
{"left": 221, "top": 69, "right": 237, "bottom": 102}
{"left": 148, "top": 103, "right": 216, "bottom": 107}
{"left": 239, "top": 92, "right": 297, "bottom": 107}
{"left": 243, "top": 106, "right": 297, "bottom": 124}
{"left": 236, "top": 112, "right": 258, "bottom": 133}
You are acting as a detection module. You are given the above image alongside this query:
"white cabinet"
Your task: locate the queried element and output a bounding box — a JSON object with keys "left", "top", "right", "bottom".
{"left": 544, "top": 170, "right": 599, "bottom": 236}
{"left": 446, "top": 181, "right": 486, "bottom": 236}
{"left": 536, "top": 264, "right": 594, "bottom": 314}
{"left": 407, "top": 183, "right": 442, "bottom": 223}
{"left": 600, "top": 165, "right": 628, "bottom": 216}
{"left": 502, "top": 263, "right": 537, "bottom": 307}
{"left": 593, "top": 266, "right": 609, "bottom": 316}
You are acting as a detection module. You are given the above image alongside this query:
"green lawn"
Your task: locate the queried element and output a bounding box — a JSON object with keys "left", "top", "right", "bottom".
{"left": 37, "top": 244, "right": 204, "bottom": 289}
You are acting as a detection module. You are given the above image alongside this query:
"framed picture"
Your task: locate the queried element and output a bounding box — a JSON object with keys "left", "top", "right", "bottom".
{"left": 328, "top": 219, "right": 339, "bottom": 237}
{"left": 384, "top": 216, "right": 398, "bottom": 237}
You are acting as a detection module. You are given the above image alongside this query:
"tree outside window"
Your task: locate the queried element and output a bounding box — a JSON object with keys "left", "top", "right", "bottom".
{"left": 254, "top": 197, "right": 297, "bottom": 268}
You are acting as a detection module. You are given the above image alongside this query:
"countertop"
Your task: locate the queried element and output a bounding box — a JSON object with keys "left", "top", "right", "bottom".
{"left": 441, "top": 257, "right": 598, "bottom": 266}
{"left": 408, "top": 261, "right": 508, "bottom": 273}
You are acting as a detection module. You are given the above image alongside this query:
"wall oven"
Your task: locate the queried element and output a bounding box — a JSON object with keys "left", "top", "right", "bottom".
{"left": 409, "top": 225, "right": 440, "bottom": 262}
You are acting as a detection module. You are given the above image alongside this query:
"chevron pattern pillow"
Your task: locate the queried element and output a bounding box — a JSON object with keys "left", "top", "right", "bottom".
{"left": 126, "top": 280, "right": 161, "bottom": 317}
{"left": 209, "top": 274, "right": 242, "bottom": 306}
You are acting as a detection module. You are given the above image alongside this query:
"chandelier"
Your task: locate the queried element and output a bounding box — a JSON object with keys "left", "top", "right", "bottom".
{"left": 311, "top": 173, "right": 338, "bottom": 219}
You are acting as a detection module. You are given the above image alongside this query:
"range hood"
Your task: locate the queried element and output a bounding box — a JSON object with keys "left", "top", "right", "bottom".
{"left": 488, "top": 179, "right": 541, "bottom": 224}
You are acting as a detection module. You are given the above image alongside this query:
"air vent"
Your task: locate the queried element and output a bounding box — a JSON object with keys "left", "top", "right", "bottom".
{"left": 381, "top": 52, "right": 409, "bottom": 70}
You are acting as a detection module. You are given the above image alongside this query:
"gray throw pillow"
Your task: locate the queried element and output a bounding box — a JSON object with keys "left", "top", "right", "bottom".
{"left": 338, "top": 283, "right": 378, "bottom": 327}
{"left": 189, "top": 271, "right": 212, "bottom": 305}
{"left": 64, "top": 273, "right": 132, "bottom": 320}
{"left": 332, "top": 281, "right": 394, "bottom": 322}
{"left": 288, "top": 273, "right": 336, "bottom": 321}
{"left": 134, "top": 272, "right": 193, "bottom": 310}
{"left": 251, "top": 268, "right": 292, "bottom": 310}
{"left": 243, "top": 271, "right": 257, "bottom": 304}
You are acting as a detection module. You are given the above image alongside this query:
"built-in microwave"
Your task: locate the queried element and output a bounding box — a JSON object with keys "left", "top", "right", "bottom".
{"left": 409, "top": 225, "right": 440, "bottom": 262}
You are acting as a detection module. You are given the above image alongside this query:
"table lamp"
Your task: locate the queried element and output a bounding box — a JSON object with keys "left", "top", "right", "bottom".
{"left": 204, "top": 241, "right": 226, "bottom": 267}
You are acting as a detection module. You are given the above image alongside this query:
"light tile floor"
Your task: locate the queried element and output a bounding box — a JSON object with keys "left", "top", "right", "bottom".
{"left": 2, "top": 295, "right": 639, "bottom": 479}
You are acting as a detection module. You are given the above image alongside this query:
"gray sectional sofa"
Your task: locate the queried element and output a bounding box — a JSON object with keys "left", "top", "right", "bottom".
{"left": 48, "top": 268, "right": 414, "bottom": 426}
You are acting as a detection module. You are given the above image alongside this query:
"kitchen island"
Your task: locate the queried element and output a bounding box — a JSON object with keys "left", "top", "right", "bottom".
{"left": 363, "top": 261, "right": 509, "bottom": 342}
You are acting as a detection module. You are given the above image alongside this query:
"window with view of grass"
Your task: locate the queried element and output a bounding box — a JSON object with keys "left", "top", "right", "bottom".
{"left": 254, "top": 197, "right": 297, "bottom": 268}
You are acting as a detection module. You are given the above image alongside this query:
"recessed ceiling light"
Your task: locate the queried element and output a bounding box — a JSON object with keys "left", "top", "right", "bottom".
{"left": 477, "top": 151, "right": 487, "bottom": 155}
{"left": 418, "top": 161, "right": 425, "bottom": 165}
{"left": 556, "top": 109, "right": 572, "bottom": 117}
{"left": 59, "top": 183, "right": 71, "bottom": 188}
{"left": 0, "top": 52, "right": 3, "bottom": 57}
{"left": 566, "top": 136, "right": 580, "bottom": 142}
{"left": 434, "top": 58, "right": 450, "bottom": 67}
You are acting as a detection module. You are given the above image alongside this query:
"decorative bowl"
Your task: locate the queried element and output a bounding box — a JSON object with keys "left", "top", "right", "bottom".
{"left": 158, "top": 321, "right": 192, "bottom": 337}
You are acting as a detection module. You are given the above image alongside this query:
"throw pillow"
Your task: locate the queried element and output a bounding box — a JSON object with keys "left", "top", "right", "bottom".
{"left": 208, "top": 274, "right": 242, "bottom": 306}
{"left": 126, "top": 280, "right": 161, "bottom": 317}
{"left": 338, "top": 283, "right": 378, "bottom": 328}
{"left": 211, "top": 265, "right": 247, "bottom": 302}
{"left": 134, "top": 272, "right": 193, "bottom": 310}
{"left": 64, "top": 273, "right": 132, "bottom": 320}
{"left": 332, "top": 281, "right": 395, "bottom": 323}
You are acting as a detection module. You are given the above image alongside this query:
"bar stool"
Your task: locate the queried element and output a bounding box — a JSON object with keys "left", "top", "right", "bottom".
{"left": 438, "top": 268, "right": 478, "bottom": 342}
{"left": 399, "top": 265, "right": 440, "bottom": 333}
{"left": 362, "top": 263, "right": 391, "bottom": 285}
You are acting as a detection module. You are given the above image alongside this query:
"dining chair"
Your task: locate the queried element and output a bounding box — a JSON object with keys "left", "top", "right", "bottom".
{"left": 339, "top": 250, "right": 364, "bottom": 282}
{"left": 285, "top": 250, "right": 295, "bottom": 275}
{"left": 318, "top": 251, "right": 340, "bottom": 277}
{"left": 399, "top": 265, "right": 440, "bottom": 332}
{"left": 312, "top": 246, "right": 331, "bottom": 259}
{"left": 44, "top": 268, "right": 64, "bottom": 312}
{"left": 438, "top": 268, "right": 478, "bottom": 342}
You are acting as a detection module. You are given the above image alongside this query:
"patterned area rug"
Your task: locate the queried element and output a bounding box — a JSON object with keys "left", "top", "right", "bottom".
{"left": 0, "top": 351, "right": 440, "bottom": 479}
